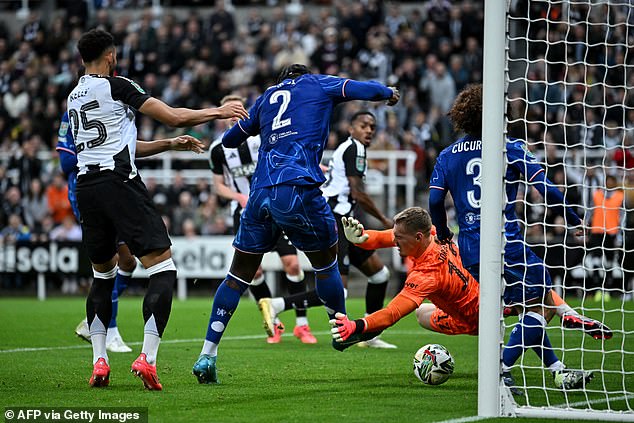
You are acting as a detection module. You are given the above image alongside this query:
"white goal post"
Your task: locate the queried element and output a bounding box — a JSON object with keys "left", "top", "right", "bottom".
{"left": 480, "top": 0, "right": 634, "bottom": 420}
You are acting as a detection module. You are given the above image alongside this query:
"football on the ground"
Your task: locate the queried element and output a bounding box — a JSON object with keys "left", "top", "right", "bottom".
{"left": 413, "top": 343, "right": 455, "bottom": 385}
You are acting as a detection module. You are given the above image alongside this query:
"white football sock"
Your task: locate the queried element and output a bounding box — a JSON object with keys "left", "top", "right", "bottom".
{"left": 142, "top": 314, "right": 161, "bottom": 364}
{"left": 296, "top": 316, "right": 308, "bottom": 327}
{"left": 271, "top": 298, "right": 285, "bottom": 314}
{"left": 201, "top": 340, "right": 218, "bottom": 357}
{"left": 106, "top": 326, "right": 120, "bottom": 344}
{"left": 89, "top": 316, "right": 108, "bottom": 364}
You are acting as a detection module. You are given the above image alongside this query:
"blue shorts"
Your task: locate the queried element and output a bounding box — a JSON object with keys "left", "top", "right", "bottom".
{"left": 233, "top": 184, "right": 338, "bottom": 254}
{"left": 465, "top": 245, "right": 551, "bottom": 305}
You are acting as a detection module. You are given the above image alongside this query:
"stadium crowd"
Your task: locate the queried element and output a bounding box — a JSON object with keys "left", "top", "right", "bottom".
{"left": 0, "top": 0, "right": 486, "bottom": 238}
{"left": 0, "top": 0, "right": 632, "bottom": 297}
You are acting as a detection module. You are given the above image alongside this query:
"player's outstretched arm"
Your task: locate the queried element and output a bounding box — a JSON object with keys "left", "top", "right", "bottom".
{"left": 136, "top": 135, "right": 205, "bottom": 158}
{"left": 342, "top": 80, "right": 400, "bottom": 105}
{"left": 330, "top": 294, "right": 417, "bottom": 341}
{"left": 342, "top": 217, "right": 396, "bottom": 250}
{"left": 320, "top": 75, "right": 399, "bottom": 106}
{"left": 138, "top": 97, "right": 249, "bottom": 128}
{"left": 531, "top": 171, "right": 583, "bottom": 228}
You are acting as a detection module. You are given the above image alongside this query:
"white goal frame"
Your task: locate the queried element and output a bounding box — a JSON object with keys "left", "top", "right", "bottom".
{"left": 478, "top": 0, "right": 634, "bottom": 420}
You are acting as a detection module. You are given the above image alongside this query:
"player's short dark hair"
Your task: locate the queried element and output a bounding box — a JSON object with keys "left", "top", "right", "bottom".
{"left": 350, "top": 110, "right": 376, "bottom": 123}
{"left": 276, "top": 64, "right": 311, "bottom": 84}
{"left": 77, "top": 29, "right": 115, "bottom": 63}
{"left": 448, "top": 84, "right": 482, "bottom": 137}
{"left": 394, "top": 207, "right": 432, "bottom": 236}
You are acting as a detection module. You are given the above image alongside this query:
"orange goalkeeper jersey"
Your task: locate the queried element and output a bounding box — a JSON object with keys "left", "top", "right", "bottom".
{"left": 358, "top": 230, "right": 480, "bottom": 334}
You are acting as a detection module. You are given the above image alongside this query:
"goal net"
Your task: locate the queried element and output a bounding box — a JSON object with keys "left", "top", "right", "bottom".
{"left": 480, "top": 0, "right": 634, "bottom": 420}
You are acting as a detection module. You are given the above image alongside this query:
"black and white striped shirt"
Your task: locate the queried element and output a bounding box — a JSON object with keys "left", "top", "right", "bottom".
{"left": 321, "top": 137, "right": 367, "bottom": 216}
{"left": 67, "top": 74, "right": 150, "bottom": 179}
{"left": 209, "top": 135, "right": 260, "bottom": 214}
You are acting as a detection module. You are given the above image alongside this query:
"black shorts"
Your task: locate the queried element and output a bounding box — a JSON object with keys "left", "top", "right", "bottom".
{"left": 76, "top": 171, "right": 171, "bottom": 263}
{"left": 233, "top": 208, "right": 296, "bottom": 257}
{"left": 334, "top": 213, "right": 374, "bottom": 275}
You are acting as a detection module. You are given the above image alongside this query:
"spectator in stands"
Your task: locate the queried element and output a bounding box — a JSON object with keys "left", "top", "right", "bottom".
{"left": 1, "top": 186, "right": 25, "bottom": 227}
{"left": 46, "top": 172, "right": 72, "bottom": 225}
{"left": 196, "top": 195, "right": 221, "bottom": 236}
{"left": 0, "top": 165, "right": 11, "bottom": 194}
{"left": 22, "top": 177, "right": 47, "bottom": 231}
{"left": 420, "top": 59, "right": 456, "bottom": 114}
{"left": 604, "top": 122, "right": 623, "bottom": 150}
{"left": 588, "top": 174, "right": 625, "bottom": 301}
{"left": 580, "top": 108, "right": 604, "bottom": 147}
{"left": 0, "top": 213, "right": 30, "bottom": 290}
{"left": 614, "top": 133, "right": 634, "bottom": 170}
{"left": 463, "top": 36, "right": 483, "bottom": 83}
{"left": 49, "top": 214, "right": 82, "bottom": 242}
{"left": 30, "top": 213, "right": 54, "bottom": 243}
{"left": 0, "top": 213, "right": 30, "bottom": 244}
{"left": 7, "top": 135, "right": 41, "bottom": 195}
{"left": 171, "top": 190, "right": 196, "bottom": 236}
{"left": 165, "top": 172, "right": 187, "bottom": 206}
{"left": 310, "top": 27, "right": 342, "bottom": 74}
{"left": 3, "top": 79, "right": 29, "bottom": 121}
{"left": 385, "top": 3, "right": 407, "bottom": 37}
{"left": 50, "top": 215, "right": 83, "bottom": 307}
{"left": 182, "top": 218, "right": 198, "bottom": 239}
{"left": 449, "top": 54, "right": 470, "bottom": 91}
{"left": 357, "top": 34, "right": 390, "bottom": 83}
{"left": 193, "top": 177, "right": 211, "bottom": 207}
{"left": 208, "top": 0, "right": 236, "bottom": 42}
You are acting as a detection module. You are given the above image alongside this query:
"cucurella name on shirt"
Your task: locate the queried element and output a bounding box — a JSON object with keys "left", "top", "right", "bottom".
{"left": 451, "top": 139, "right": 482, "bottom": 153}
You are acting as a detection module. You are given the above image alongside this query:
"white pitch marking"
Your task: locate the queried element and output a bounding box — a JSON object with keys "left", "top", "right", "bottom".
{"left": 0, "top": 330, "right": 426, "bottom": 354}
{"left": 433, "top": 416, "right": 487, "bottom": 423}
{"left": 556, "top": 394, "right": 634, "bottom": 409}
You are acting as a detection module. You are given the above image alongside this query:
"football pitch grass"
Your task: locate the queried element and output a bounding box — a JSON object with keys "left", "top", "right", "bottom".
{"left": 1, "top": 296, "right": 632, "bottom": 422}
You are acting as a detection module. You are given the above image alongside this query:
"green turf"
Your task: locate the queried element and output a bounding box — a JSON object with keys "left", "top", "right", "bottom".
{"left": 0, "top": 297, "right": 632, "bottom": 422}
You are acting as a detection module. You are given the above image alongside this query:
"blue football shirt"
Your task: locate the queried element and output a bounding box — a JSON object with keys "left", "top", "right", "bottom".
{"left": 430, "top": 136, "right": 545, "bottom": 267}
{"left": 223, "top": 73, "right": 393, "bottom": 190}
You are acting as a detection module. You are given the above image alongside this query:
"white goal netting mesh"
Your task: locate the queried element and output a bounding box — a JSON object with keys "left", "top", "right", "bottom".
{"left": 504, "top": 0, "right": 633, "bottom": 416}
